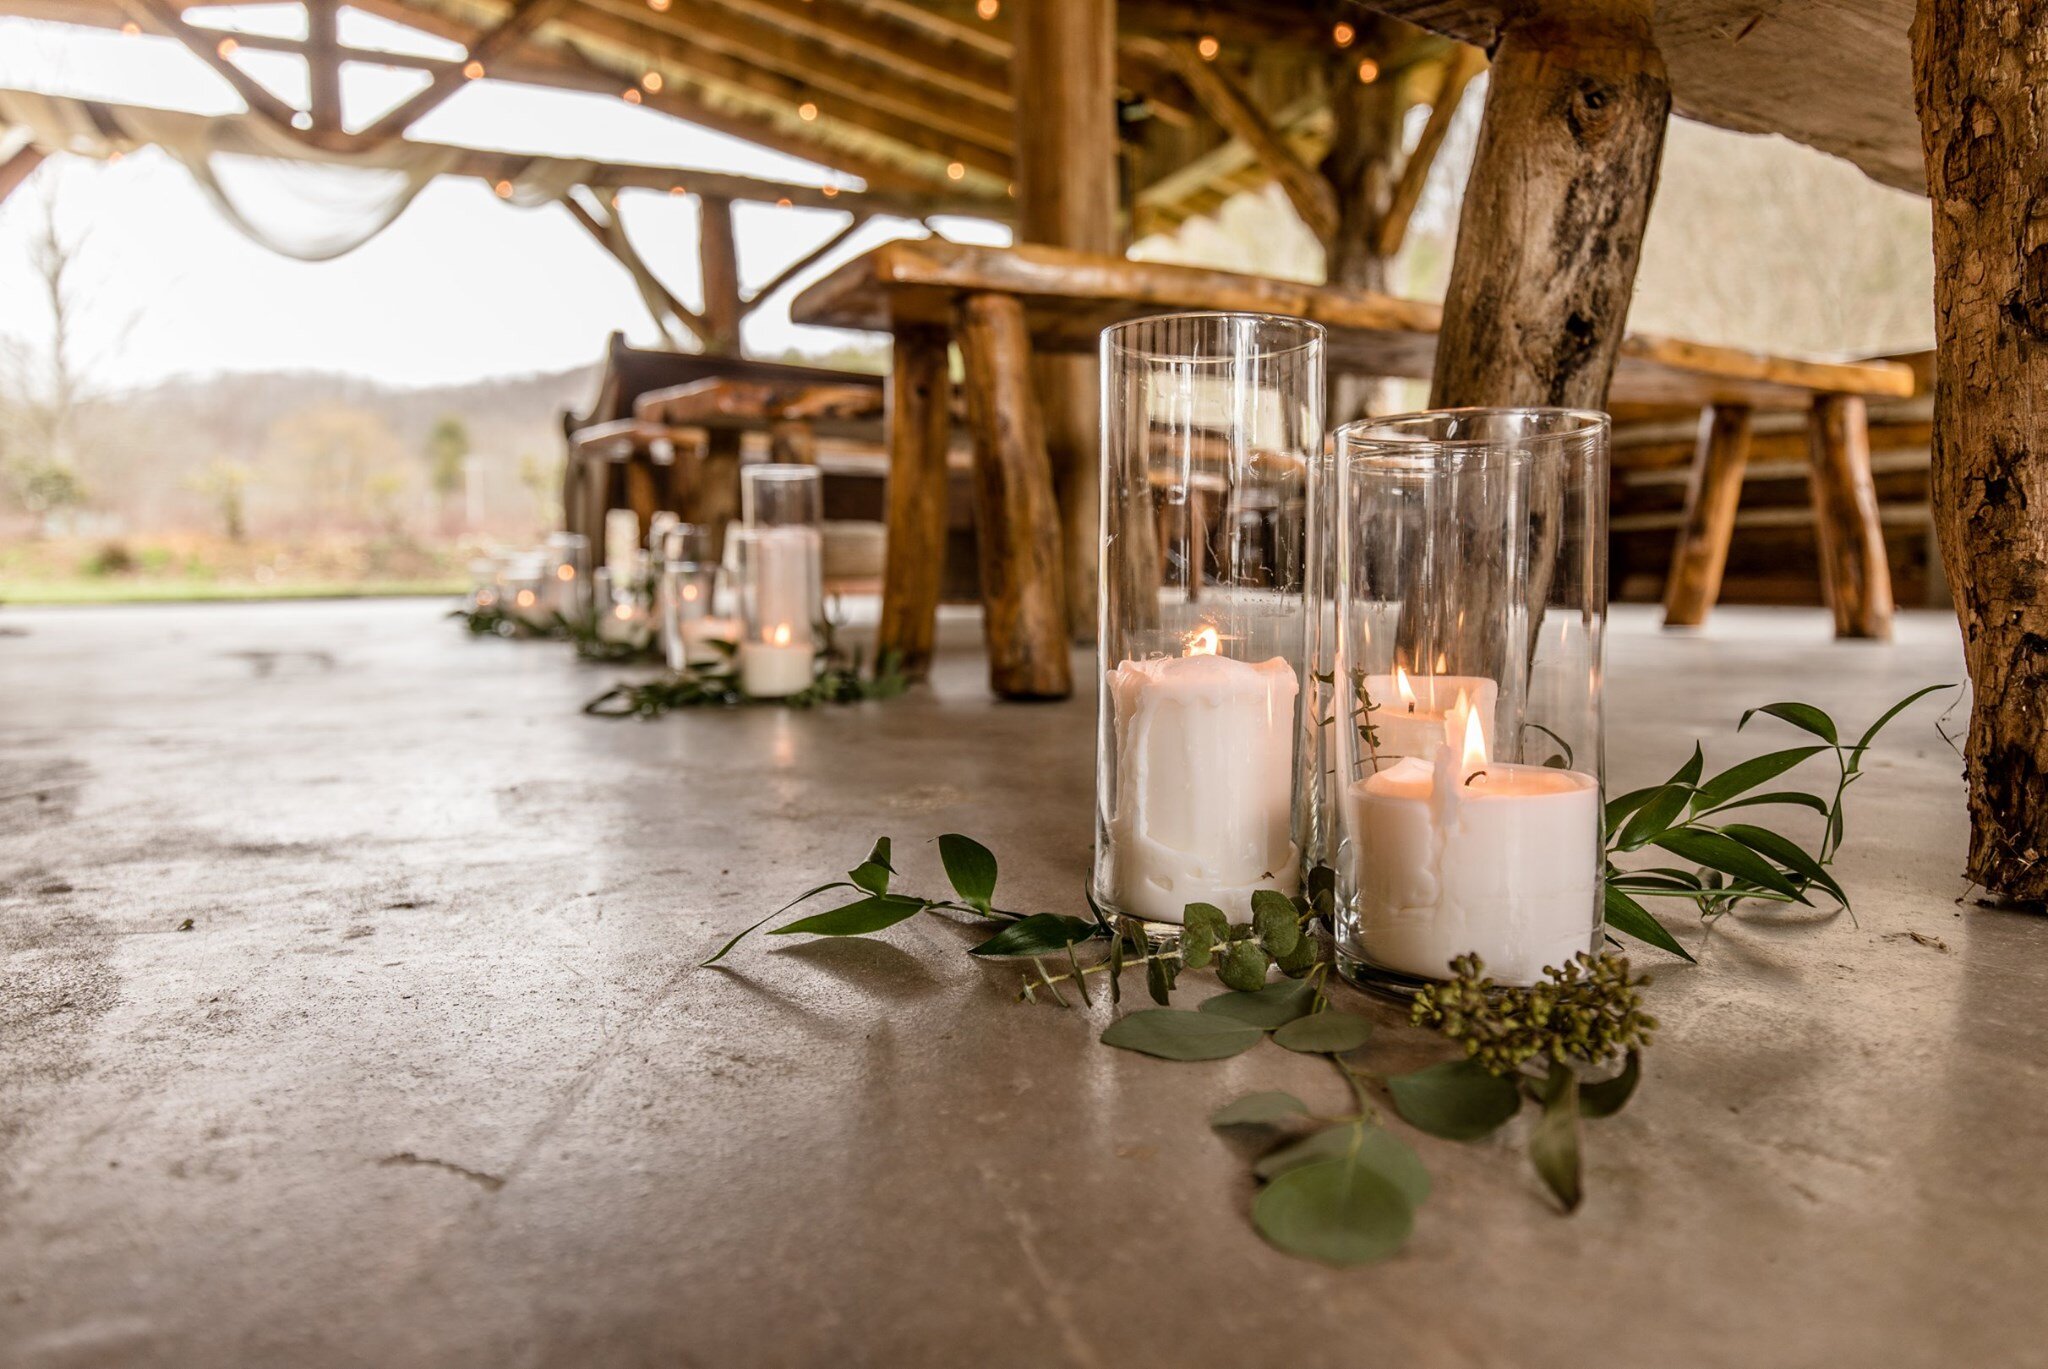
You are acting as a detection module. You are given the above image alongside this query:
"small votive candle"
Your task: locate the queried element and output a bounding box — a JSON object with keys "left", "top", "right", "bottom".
{"left": 739, "top": 622, "right": 814, "bottom": 697}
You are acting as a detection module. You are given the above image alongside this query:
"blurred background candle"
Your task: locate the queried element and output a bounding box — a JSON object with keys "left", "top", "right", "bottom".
{"left": 543, "top": 531, "right": 589, "bottom": 619}
{"left": 1360, "top": 664, "right": 1498, "bottom": 759}
{"left": 1349, "top": 712, "right": 1598, "bottom": 985}
{"left": 739, "top": 621, "right": 813, "bottom": 697}
{"left": 592, "top": 567, "right": 650, "bottom": 647}
{"left": 1107, "top": 624, "right": 1300, "bottom": 923}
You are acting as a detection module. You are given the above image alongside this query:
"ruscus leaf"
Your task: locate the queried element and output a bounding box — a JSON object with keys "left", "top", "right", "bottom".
{"left": 1689, "top": 746, "right": 1827, "bottom": 812}
{"left": 1529, "top": 1068, "right": 1584, "bottom": 1212}
{"left": 1738, "top": 700, "right": 1839, "bottom": 745}
{"left": 849, "top": 837, "right": 895, "bottom": 895}
{"left": 768, "top": 893, "right": 928, "bottom": 938}
{"left": 968, "top": 913, "right": 1102, "bottom": 957}
{"left": 1578, "top": 1050, "right": 1642, "bottom": 1119}
{"left": 937, "top": 833, "right": 998, "bottom": 910}
{"left": 1652, "top": 829, "right": 1808, "bottom": 902}
{"left": 1601, "top": 886, "right": 1697, "bottom": 962}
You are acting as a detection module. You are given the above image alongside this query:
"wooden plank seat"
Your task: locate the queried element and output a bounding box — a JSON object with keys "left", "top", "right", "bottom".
{"left": 791, "top": 239, "right": 1919, "bottom": 695}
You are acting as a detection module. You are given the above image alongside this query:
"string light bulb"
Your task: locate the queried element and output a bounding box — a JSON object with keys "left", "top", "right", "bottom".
{"left": 493, "top": 179, "right": 513, "bottom": 198}
{"left": 1332, "top": 21, "right": 1355, "bottom": 47}
{"left": 798, "top": 100, "right": 818, "bottom": 121}
{"left": 1356, "top": 56, "right": 1380, "bottom": 83}
{"left": 776, "top": 197, "right": 792, "bottom": 208}
{"left": 216, "top": 36, "right": 238, "bottom": 56}
{"left": 1196, "top": 34, "right": 1219, "bottom": 60}
{"left": 641, "top": 70, "right": 663, "bottom": 92}
{"left": 463, "top": 59, "right": 484, "bottom": 79}
{"left": 945, "top": 161, "right": 965, "bottom": 180}
{"left": 648, "top": 0, "right": 670, "bottom": 10}
{"left": 120, "top": 20, "right": 139, "bottom": 34}
{"left": 821, "top": 184, "right": 839, "bottom": 198}
{"left": 975, "top": 0, "right": 998, "bottom": 17}
{"left": 622, "top": 86, "right": 642, "bottom": 103}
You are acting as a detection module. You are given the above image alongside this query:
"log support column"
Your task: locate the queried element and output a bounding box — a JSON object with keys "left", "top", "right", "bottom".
{"left": 1806, "top": 394, "right": 1895, "bottom": 639}
{"left": 1013, "top": 0, "right": 1116, "bottom": 642}
{"left": 955, "top": 293, "right": 1073, "bottom": 699}
{"left": 878, "top": 324, "right": 955, "bottom": 678}
{"left": 1662, "top": 402, "right": 1753, "bottom": 627}
{"left": 1912, "top": 0, "right": 2048, "bottom": 904}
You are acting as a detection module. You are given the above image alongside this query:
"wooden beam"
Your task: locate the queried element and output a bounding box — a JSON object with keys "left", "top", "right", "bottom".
{"left": 1131, "top": 37, "right": 1338, "bottom": 245}
{"left": 563, "top": 193, "right": 710, "bottom": 345}
{"left": 1376, "top": 44, "right": 1486, "bottom": 258}
{"left": 1014, "top": 0, "right": 1116, "bottom": 643}
{"left": 304, "top": 0, "right": 341, "bottom": 133}
{"left": 737, "top": 213, "right": 869, "bottom": 318}
{"left": 0, "top": 143, "right": 44, "bottom": 205}
{"left": 1912, "top": 0, "right": 2048, "bottom": 904}
{"left": 1806, "top": 393, "right": 1894, "bottom": 639}
{"left": 359, "top": 0, "right": 573, "bottom": 141}
{"left": 118, "top": 0, "right": 304, "bottom": 135}
{"left": 689, "top": 0, "right": 1014, "bottom": 114}
{"left": 699, "top": 194, "right": 743, "bottom": 354}
{"left": 1661, "top": 402, "right": 1753, "bottom": 627}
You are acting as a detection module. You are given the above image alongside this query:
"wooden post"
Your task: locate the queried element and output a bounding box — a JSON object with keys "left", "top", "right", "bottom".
{"left": 954, "top": 292, "right": 1072, "bottom": 699}
{"left": 1013, "top": 0, "right": 1116, "bottom": 642}
{"left": 1424, "top": 0, "right": 1669, "bottom": 680}
{"left": 698, "top": 195, "right": 743, "bottom": 356}
{"left": 879, "top": 325, "right": 954, "bottom": 678}
{"left": 0, "top": 145, "right": 45, "bottom": 206}
{"left": 1662, "top": 402, "right": 1754, "bottom": 627}
{"left": 1806, "top": 395, "right": 1894, "bottom": 640}
{"left": 1912, "top": 0, "right": 2047, "bottom": 904}
{"left": 305, "top": 0, "right": 342, "bottom": 134}
{"left": 767, "top": 419, "right": 817, "bottom": 465}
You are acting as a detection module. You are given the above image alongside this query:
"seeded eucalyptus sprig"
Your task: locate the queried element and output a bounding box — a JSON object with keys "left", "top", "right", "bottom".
{"left": 1602, "top": 685, "right": 1952, "bottom": 960}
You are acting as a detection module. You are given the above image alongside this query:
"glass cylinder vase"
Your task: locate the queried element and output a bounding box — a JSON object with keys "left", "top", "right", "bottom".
{"left": 1328, "top": 408, "right": 1608, "bottom": 990}
{"left": 660, "top": 523, "right": 732, "bottom": 671}
{"left": 735, "top": 464, "right": 823, "bottom": 698}
{"left": 1093, "top": 312, "right": 1324, "bottom": 928}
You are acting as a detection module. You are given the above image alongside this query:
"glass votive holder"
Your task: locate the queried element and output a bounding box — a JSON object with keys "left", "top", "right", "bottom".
{"left": 592, "top": 566, "right": 651, "bottom": 648}
{"left": 1327, "top": 408, "right": 1608, "bottom": 990}
{"left": 467, "top": 556, "right": 501, "bottom": 611}
{"left": 659, "top": 523, "right": 734, "bottom": 671}
{"left": 733, "top": 525, "right": 820, "bottom": 698}
{"left": 544, "top": 531, "right": 590, "bottom": 620}
{"left": 505, "top": 554, "right": 551, "bottom": 630}
{"left": 1092, "top": 312, "right": 1324, "bottom": 930}
{"left": 742, "top": 463, "right": 824, "bottom": 530}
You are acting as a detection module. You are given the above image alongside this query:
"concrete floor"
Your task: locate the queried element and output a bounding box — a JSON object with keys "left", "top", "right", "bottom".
{"left": 0, "top": 599, "right": 2040, "bottom": 1369}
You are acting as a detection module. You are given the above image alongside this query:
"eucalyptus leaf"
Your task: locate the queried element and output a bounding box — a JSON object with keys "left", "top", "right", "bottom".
{"left": 1739, "top": 700, "right": 1839, "bottom": 745}
{"left": 937, "top": 833, "right": 999, "bottom": 911}
{"left": 1529, "top": 1068, "right": 1584, "bottom": 1211}
{"left": 1199, "top": 979, "right": 1315, "bottom": 1028}
{"left": 1601, "top": 886, "right": 1696, "bottom": 962}
{"left": 768, "top": 892, "right": 928, "bottom": 938}
{"left": 1275, "top": 927, "right": 1321, "bottom": 977}
{"left": 1218, "top": 940, "right": 1272, "bottom": 992}
{"left": 968, "top": 913, "right": 1101, "bottom": 958}
{"left": 1254, "top": 1125, "right": 1432, "bottom": 1208}
{"left": 849, "top": 837, "right": 895, "bottom": 895}
{"left": 1100, "top": 1009, "right": 1265, "bottom": 1061}
{"left": 1386, "top": 1057, "right": 1523, "bottom": 1141}
{"left": 1578, "top": 1050, "right": 1641, "bottom": 1119}
{"left": 1252, "top": 1157, "right": 1413, "bottom": 1266}
{"left": 1182, "top": 902, "right": 1231, "bottom": 944}
{"left": 1272, "top": 1011, "right": 1374, "bottom": 1054}
{"left": 1144, "top": 948, "right": 1178, "bottom": 1006}
{"left": 1250, "top": 890, "right": 1301, "bottom": 958}
{"left": 1210, "top": 1091, "right": 1310, "bottom": 1127}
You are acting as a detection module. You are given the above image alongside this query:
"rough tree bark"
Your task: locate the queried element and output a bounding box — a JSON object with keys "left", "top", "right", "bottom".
{"left": 1912, "top": 0, "right": 2048, "bottom": 905}
{"left": 1417, "top": 0, "right": 1669, "bottom": 684}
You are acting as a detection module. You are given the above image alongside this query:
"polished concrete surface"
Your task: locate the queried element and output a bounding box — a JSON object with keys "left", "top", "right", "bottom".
{"left": 1, "top": 600, "right": 2040, "bottom": 1369}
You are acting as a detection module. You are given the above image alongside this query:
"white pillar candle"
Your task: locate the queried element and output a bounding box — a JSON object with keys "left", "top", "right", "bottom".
{"left": 1107, "top": 629, "right": 1300, "bottom": 924}
{"left": 748, "top": 527, "right": 819, "bottom": 646}
{"left": 739, "top": 623, "right": 814, "bottom": 697}
{"left": 1348, "top": 713, "right": 1598, "bottom": 985}
{"left": 596, "top": 599, "right": 649, "bottom": 647}
{"left": 1360, "top": 666, "right": 1498, "bottom": 759}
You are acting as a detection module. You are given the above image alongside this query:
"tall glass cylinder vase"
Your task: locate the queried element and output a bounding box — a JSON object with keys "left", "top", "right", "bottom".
{"left": 543, "top": 531, "right": 590, "bottom": 621}
{"left": 735, "top": 465, "right": 823, "bottom": 698}
{"left": 660, "top": 523, "right": 731, "bottom": 671}
{"left": 1328, "top": 408, "right": 1608, "bottom": 990}
{"left": 1093, "top": 313, "right": 1323, "bottom": 929}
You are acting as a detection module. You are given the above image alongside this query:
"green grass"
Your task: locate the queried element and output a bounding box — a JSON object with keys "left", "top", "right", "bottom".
{"left": 0, "top": 579, "right": 467, "bottom": 606}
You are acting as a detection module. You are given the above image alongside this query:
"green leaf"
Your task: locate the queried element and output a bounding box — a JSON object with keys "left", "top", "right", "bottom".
{"left": 1181, "top": 928, "right": 1216, "bottom": 970}
{"left": 1100, "top": 1009, "right": 1265, "bottom": 1061}
{"left": 1386, "top": 1058, "right": 1523, "bottom": 1141}
{"left": 1613, "top": 748, "right": 1702, "bottom": 849}
{"left": 1739, "top": 700, "right": 1839, "bottom": 745}
{"left": 1253, "top": 1125, "right": 1432, "bottom": 1209}
{"left": 1105, "top": 925, "right": 1123, "bottom": 1005}
{"left": 700, "top": 879, "right": 852, "bottom": 965}
{"left": 1849, "top": 683, "right": 1953, "bottom": 770}
{"left": 1718, "top": 823, "right": 1848, "bottom": 906}
{"left": 1529, "top": 1068, "right": 1584, "bottom": 1212}
{"left": 1275, "top": 927, "right": 1321, "bottom": 977}
{"left": 1217, "top": 940, "right": 1272, "bottom": 992}
{"left": 1602, "top": 885, "right": 1697, "bottom": 962}
{"left": 768, "top": 893, "right": 928, "bottom": 938}
{"left": 1652, "top": 829, "right": 1808, "bottom": 902}
{"left": 1199, "top": 979, "right": 1314, "bottom": 1030}
{"left": 1210, "top": 1091, "right": 1310, "bottom": 1127}
{"left": 1252, "top": 1157, "right": 1414, "bottom": 1266}
{"left": 1182, "top": 902, "right": 1231, "bottom": 943}
{"left": 1578, "top": 1050, "right": 1641, "bottom": 1119}
{"left": 1250, "top": 890, "right": 1301, "bottom": 958}
{"left": 1689, "top": 746, "right": 1827, "bottom": 812}
{"left": 937, "top": 833, "right": 998, "bottom": 911}
{"left": 1272, "top": 1011, "right": 1374, "bottom": 1054}
{"left": 1703, "top": 789, "right": 1833, "bottom": 819}
{"left": 968, "top": 913, "right": 1101, "bottom": 957}
{"left": 1603, "top": 785, "right": 1662, "bottom": 833}
{"left": 848, "top": 837, "right": 895, "bottom": 895}
{"left": 1144, "top": 948, "right": 1178, "bottom": 1006}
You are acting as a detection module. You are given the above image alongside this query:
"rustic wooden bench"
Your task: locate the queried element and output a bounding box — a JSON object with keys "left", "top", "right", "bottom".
{"left": 791, "top": 239, "right": 1918, "bottom": 698}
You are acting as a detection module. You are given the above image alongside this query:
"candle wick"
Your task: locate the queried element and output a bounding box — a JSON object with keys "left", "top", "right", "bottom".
{"left": 1464, "top": 769, "right": 1487, "bottom": 786}
{"left": 1405, "top": 703, "right": 1414, "bottom": 714}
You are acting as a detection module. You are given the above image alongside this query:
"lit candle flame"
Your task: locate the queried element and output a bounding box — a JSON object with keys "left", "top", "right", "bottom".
{"left": 1186, "top": 625, "right": 1220, "bottom": 657}
{"left": 1394, "top": 664, "right": 1417, "bottom": 709}
{"left": 1434, "top": 651, "right": 1448, "bottom": 674}
{"left": 1461, "top": 707, "right": 1488, "bottom": 770}
{"left": 771, "top": 623, "right": 792, "bottom": 647}
{"left": 556, "top": 564, "right": 574, "bottom": 581}
{"left": 516, "top": 590, "right": 536, "bottom": 608}
{"left": 681, "top": 583, "right": 699, "bottom": 602}
{"left": 613, "top": 603, "right": 631, "bottom": 620}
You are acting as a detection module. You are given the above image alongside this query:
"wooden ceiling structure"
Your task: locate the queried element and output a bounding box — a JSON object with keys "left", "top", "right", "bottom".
{"left": 0, "top": 0, "right": 1481, "bottom": 351}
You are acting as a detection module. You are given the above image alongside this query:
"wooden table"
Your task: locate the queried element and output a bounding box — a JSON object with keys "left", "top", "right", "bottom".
{"left": 791, "top": 238, "right": 1917, "bottom": 697}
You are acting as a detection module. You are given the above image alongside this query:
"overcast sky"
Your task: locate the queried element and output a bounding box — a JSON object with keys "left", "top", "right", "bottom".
{"left": 0, "top": 11, "right": 1008, "bottom": 390}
